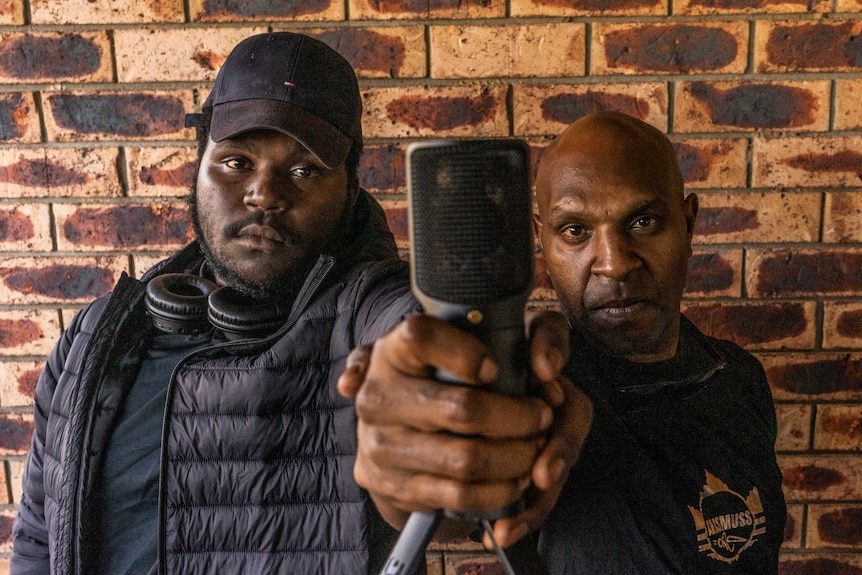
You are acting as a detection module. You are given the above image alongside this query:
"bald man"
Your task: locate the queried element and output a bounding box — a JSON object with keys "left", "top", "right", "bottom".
{"left": 532, "top": 111, "right": 785, "bottom": 573}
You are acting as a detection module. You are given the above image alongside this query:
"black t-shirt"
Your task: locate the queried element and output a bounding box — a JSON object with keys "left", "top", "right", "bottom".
{"left": 538, "top": 317, "right": 786, "bottom": 574}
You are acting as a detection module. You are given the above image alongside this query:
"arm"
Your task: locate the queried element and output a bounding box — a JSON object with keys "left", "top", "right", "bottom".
{"left": 338, "top": 310, "right": 592, "bottom": 546}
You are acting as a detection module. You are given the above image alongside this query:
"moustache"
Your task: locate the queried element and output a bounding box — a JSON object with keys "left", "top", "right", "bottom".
{"left": 225, "top": 214, "right": 295, "bottom": 245}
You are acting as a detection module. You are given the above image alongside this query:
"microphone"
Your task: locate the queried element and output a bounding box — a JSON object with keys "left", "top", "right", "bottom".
{"left": 379, "top": 138, "right": 537, "bottom": 575}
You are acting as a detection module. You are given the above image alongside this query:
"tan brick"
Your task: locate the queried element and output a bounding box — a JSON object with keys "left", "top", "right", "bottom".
{"left": 683, "top": 301, "right": 815, "bottom": 350}
{"left": 191, "top": 0, "right": 344, "bottom": 21}
{"left": 675, "top": 80, "right": 830, "bottom": 132}
{"left": 0, "top": 360, "right": 43, "bottom": 408}
{"left": 747, "top": 248, "right": 862, "bottom": 298}
{"left": 8, "top": 460, "right": 25, "bottom": 504}
{"left": 675, "top": 0, "right": 828, "bottom": 14}
{"left": 513, "top": 83, "right": 668, "bottom": 137}
{"left": 815, "top": 404, "right": 862, "bottom": 451}
{"left": 806, "top": 504, "right": 862, "bottom": 548}
{"left": 115, "top": 27, "right": 266, "bottom": 83}
{"left": 0, "top": 310, "right": 61, "bottom": 355}
{"left": 61, "top": 307, "right": 86, "bottom": 327}
{"left": 444, "top": 552, "right": 501, "bottom": 572}
{"left": 430, "top": 24, "right": 585, "bottom": 79}
{"left": 349, "top": 0, "right": 504, "bottom": 21}
{"left": 693, "top": 192, "right": 820, "bottom": 244}
{"left": 0, "top": 93, "right": 41, "bottom": 144}
{"left": 43, "top": 90, "right": 196, "bottom": 143}
{"left": 824, "top": 302, "right": 862, "bottom": 349}
{"left": 780, "top": 454, "right": 862, "bottom": 500}
{"left": 0, "top": 204, "right": 52, "bottom": 252}
{"left": 127, "top": 146, "right": 197, "bottom": 197}
{"left": 683, "top": 248, "right": 743, "bottom": 298}
{"left": 761, "top": 352, "right": 862, "bottom": 400}
{"left": 362, "top": 85, "right": 509, "bottom": 138}
{"left": 835, "top": 80, "right": 862, "bottom": 130}
{"left": 0, "top": 32, "right": 112, "bottom": 83}
{"left": 380, "top": 200, "right": 408, "bottom": 249}
{"left": 0, "top": 468, "right": 8, "bottom": 505}
{"left": 0, "top": 507, "right": 17, "bottom": 551}
{"left": 31, "top": 0, "right": 184, "bottom": 24}
{"left": 756, "top": 20, "right": 862, "bottom": 73}
{"left": 775, "top": 404, "right": 811, "bottom": 452}
{"left": 294, "top": 27, "right": 427, "bottom": 79}
{"left": 672, "top": 138, "right": 747, "bottom": 189}
{"left": 592, "top": 22, "right": 748, "bottom": 75}
{"left": 0, "top": 255, "right": 127, "bottom": 304}
{"left": 0, "top": 0, "right": 25, "bottom": 24}
{"left": 424, "top": 552, "right": 443, "bottom": 575}
{"left": 782, "top": 504, "right": 805, "bottom": 548}
{"left": 0, "top": 148, "right": 122, "bottom": 199}
{"left": 838, "top": 0, "right": 862, "bottom": 11}
{"left": 752, "top": 135, "right": 862, "bottom": 188}
{"left": 780, "top": 552, "right": 862, "bottom": 570}
{"left": 55, "top": 203, "right": 192, "bottom": 252}
{"left": 512, "top": 0, "right": 665, "bottom": 17}
{"left": 133, "top": 255, "right": 172, "bottom": 279}
{"left": 825, "top": 192, "right": 862, "bottom": 244}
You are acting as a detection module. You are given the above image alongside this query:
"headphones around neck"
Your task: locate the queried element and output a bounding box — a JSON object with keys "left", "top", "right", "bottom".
{"left": 144, "top": 273, "right": 290, "bottom": 340}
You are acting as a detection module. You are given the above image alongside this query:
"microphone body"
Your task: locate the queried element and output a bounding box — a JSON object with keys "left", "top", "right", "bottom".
{"left": 379, "top": 138, "right": 536, "bottom": 575}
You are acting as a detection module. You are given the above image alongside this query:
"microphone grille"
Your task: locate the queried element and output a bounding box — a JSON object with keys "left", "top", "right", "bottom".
{"left": 407, "top": 139, "right": 534, "bottom": 305}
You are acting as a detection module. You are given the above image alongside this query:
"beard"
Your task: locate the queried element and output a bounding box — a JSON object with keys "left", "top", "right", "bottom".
{"left": 188, "top": 190, "right": 311, "bottom": 303}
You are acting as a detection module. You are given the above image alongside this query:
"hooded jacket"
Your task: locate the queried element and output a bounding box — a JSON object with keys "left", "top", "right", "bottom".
{"left": 11, "top": 190, "right": 418, "bottom": 575}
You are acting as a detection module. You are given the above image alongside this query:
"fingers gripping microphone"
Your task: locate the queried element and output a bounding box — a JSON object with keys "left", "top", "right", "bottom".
{"left": 379, "top": 139, "right": 536, "bottom": 575}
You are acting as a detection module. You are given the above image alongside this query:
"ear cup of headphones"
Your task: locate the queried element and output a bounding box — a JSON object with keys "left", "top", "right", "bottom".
{"left": 145, "top": 273, "right": 218, "bottom": 335}
{"left": 207, "top": 287, "right": 290, "bottom": 340}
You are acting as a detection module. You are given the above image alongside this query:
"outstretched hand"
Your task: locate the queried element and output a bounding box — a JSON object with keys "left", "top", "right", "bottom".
{"left": 337, "top": 310, "right": 592, "bottom": 546}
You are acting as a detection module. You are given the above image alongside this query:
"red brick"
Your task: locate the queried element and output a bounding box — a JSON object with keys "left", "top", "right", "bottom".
{"left": 683, "top": 249, "right": 742, "bottom": 297}
{"left": 0, "top": 204, "right": 52, "bottom": 252}
{"left": 0, "top": 310, "right": 61, "bottom": 355}
{"left": 127, "top": 146, "right": 197, "bottom": 198}
{"left": 672, "top": 138, "right": 747, "bottom": 189}
{"left": 753, "top": 135, "right": 862, "bottom": 188}
{"left": 362, "top": 85, "right": 509, "bottom": 138}
{"left": 424, "top": 552, "right": 443, "bottom": 575}
{"left": 298, "top": 27, "right": 426, "bottom": 79}
{"left": 0, "top": 508, "right": 15, "bottom": 552}
{"left": 191, "top": 0, "right": 343, "bottom": 21}
{"left": 430, "top": 24, "right": 585, "bottom": 78}
{"left": 0, "top": 255, "right": 127, "bottom": 304}
{"left": 782, "top": 504, "right": 805, "bottom": 548}
{"left": 693, "top": 192, "right": 820, "bottom": 244}
{"left": 824, "top": 303, "right": 862, "bottom": 349}
{"left": 825, "top": 192, "right": 862, "bottom": 244}
{"left": 0, "top": 32, "right": 112, "bottom": 83}
{"left": 0, "top": 360, "right": 42, "bottom": 407}
{"left": 756, "top": 20, "right": 862, "bottom": 73}
{"left": 779, "top": 554, "right": 862, "bottom": 572}
{"left": 808, "top": 505, "right": 862, "bottom": 548}
{"left": 815, "top": 405, "right": 862, "bottom": 451}
{"left": 748, "top": 248, "right": 862, "bottom": 297}
{"left": 683, "top": 301, "right": 815, "bottom": 349}
{"left": 360, "top": 143, "right": 408, "bottom": 195}
{"left": 30, "top": 0, "right": 184, "bottom": 24}
{"left": 762, "top": 353, "right": 862, "bottom": 400}
{"left": 513, "top": 83, "right": 668, "bottom": 137}
{"left": 43, "top": 90, "right": 195, "bottom": 142}
{"left": 838, "top": 0, "right": 862, "bottom": 9}
{"left": 675, "top": 80, "right": 829, "bottom": 132}
{"left": 444, "top": 553, "right": 502, "bottom": 572}
{"left": 0, "top": 148, "right": 122, "bottom": 199}
{"left": 0, "top": 413, "right": 33, "bottom": 455}
{"left": 835, "top": 80, "right": 862, "bottom": 130}
{"left": 55, "top": 203, "right": 193, "bottom": 251}
{"left": 115, "top": 28, "right": 264, "bottom": 83}
{"left": 349, "top": 0, "right": 504, "bottom": 20}
{"left": 675, "top": 0, "right": 828, "bottom": 13}
{"left": 780, "top": 455, "right": 862, "bottom": 500}
{"left": 512, "top": 0, "right": 665, "bottom": 16}
{"left": 381, "top": 200, "right": 408, "bottom": 249}
{"left": 0, "top": 0, "right": 24, "bottom": 24}
{"left": 0, "top": 93, "right": 40, "bottom": 143}
{"left": 592, "top": 22, "right": 748, "bottom": 75}
{"left": 774, "top": 404, "right": 812, "bottom": 452}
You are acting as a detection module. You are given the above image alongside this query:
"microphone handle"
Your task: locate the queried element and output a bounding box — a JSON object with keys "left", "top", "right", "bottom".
{"left": 379, "top": 511, "right": 441, "bottom": 575}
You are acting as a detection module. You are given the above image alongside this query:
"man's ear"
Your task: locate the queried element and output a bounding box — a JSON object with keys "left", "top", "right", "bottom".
{"left": 532, "top": 212, "right": 544, "bottom": 252}
{"left": 683, "top": 193, "right": 699, "bottom": 242}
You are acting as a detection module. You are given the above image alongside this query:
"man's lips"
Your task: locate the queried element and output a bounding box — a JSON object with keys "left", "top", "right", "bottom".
{"left": 237, "top": 224, "right": 286, "bottom": 244}
{"left": 588, "top": 298, "right": 649, "bottom": 319}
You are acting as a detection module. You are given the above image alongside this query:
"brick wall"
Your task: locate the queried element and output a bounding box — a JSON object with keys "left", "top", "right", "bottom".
{"left": 0, "top": 0, "right": 860, "bottom": 572}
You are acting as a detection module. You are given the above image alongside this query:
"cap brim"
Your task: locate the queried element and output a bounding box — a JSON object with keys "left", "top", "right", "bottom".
{"left": 209, "top": 99, "right": 352, "bottom": 169}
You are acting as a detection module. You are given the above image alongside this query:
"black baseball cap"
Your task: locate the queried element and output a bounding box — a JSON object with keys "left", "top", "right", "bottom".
{"left": 187, "top": 32, "right": 362, "bottom": 169}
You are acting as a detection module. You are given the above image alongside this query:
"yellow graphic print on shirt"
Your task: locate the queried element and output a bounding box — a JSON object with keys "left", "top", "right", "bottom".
{"left": 688, "top": 470, "right": 767, "bottom": 564}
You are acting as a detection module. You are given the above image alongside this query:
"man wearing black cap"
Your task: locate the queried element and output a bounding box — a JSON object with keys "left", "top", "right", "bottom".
{"left": 10, "top": 32, "right": 588, "bottom": 574}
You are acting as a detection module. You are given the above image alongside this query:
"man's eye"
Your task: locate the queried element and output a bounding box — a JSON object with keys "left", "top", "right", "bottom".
{"left": 562, "top": 224, "right": 585, "bottom": 239}
{"left": 631, "top": 216, "right": 658, "bottom": 231}
{"left": 224, "top": 158, "right": 250, "bottom": 170}
{"left": 291, "top": 165, "right": 322, "bottom": 179}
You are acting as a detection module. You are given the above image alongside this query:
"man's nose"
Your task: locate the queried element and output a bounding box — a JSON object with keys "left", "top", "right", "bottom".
{"left": 590, "top": 229, "right": 642, "bottom": 281}
{"left": 244, "top": 170, "right": 290, "bottom": 211}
